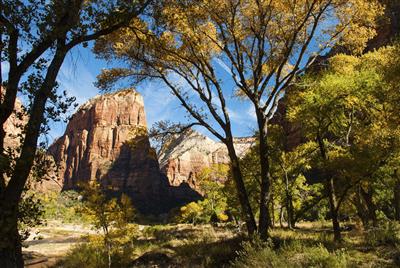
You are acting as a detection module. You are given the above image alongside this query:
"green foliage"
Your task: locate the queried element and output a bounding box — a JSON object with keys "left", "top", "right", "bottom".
{"left": 177, "top": 165, "right": 229, "bottom": 224}
{"left": 56, "top": 232, "right": 138, "bottom": 268}
{"left": 56, "top": 240, "right": 109, "bottom": 268}
{"left": 224, "top": 134, "right": 322, "bottom": 226}
{"left": 178, "top": 202, "right": 204, "bottom": 224}
{"left": 78, "top": 182, "right": 138, "bottom": 268}
{"left": 364, "top": 221, "right": 400, "bottom": 247}
{"left": 286, "top": 44, "right": 400, "bottom": 229}
{"left": 39, "top": 190, "right": 88, "bottom": 223}
{"left": 18, "top": 190, "right": 44, "bottom": 242}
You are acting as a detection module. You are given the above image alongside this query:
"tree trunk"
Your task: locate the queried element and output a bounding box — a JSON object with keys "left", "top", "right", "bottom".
{"left": 270, "top": 190, "right": 275, "bottom": 228}
{"left": 0, "top": 44, "right": 67, "bottom": 266}
{"left": 284, "top": 170, "right": 294, "bottom": 229}
{"left": 317, "top": 134, "right": 341, "bottom": 242}
{"left": 226, "top": 140, "right": 257, "bottom": 235}
{"left": 359, "top": 186, "right": 378, "bottom": 227}
{"left": 287, "top": 196, "right": 294, "bottom": 229}
{"left": 353, "top": 187, "right": 369, "bottom": 229}
{"left": 393, "top": 170, "right": 400, "bottom": 221}
{"left": 0, "top": 76, "right": 21, "bottom": 183}
{"left": 256, "top": 110, "right": 272, "bottom": 239}
{"left": 326, "top": 177, "right": 341, "bottom": 242}
{"left": 0, "top": 203, "right": 23, "bottom": 268}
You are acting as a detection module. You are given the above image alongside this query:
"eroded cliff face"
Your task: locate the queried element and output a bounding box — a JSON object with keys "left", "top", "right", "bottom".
{"left": 3, "top": 94, "right": 26, "bottom": 151}
{"left": 49, "top": 90, "right": 148, "bottom": 187}
{"left": 159, "top": 130, "right": 254, "bottom": 190}
{"left": 49, "top": 90, "right": 200, "bottom": 213}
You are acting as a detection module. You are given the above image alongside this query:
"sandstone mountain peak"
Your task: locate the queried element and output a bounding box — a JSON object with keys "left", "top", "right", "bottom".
{"left": 48, "top": 89, "right": 200, "bottom": 213}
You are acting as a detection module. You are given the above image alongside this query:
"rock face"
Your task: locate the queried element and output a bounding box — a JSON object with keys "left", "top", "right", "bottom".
{"left": 3, "top": 94, "right": 26, "bottom": 151}
{"left": 2, "top": 89, "right": 60, "bottom": 191}
{"left": 49, "top": 90, "right": 148, "bottom": 188}
{"left": 159, "top": 130, "right": 254, "bottom": 190}
{"left": 49, "top": 90, "right": 200, "bottom": 213}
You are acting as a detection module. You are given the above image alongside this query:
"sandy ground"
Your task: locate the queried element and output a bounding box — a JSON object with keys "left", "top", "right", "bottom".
{"left": 23, "top": 220, "right": 95, "bottom": 267}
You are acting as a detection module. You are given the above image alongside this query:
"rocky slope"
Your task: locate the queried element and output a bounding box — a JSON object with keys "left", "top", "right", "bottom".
{"left": 48, "top": 89, "right": 200, "bottom": 213}
{"left": 159, "top": 130, "right": 254, "bottom": 190}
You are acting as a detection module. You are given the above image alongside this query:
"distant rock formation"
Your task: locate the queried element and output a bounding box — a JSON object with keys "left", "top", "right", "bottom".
{"left": 2, "top": 88, "right": 60, "bottom": 191}
{"left": 49, "top": 90, "right": 149, "bottom": 187}
{"left": 3, "top": 93, "right": 26, "bottom": 151}
{"left": 48, "top": 89, "right": 200, "bottom": 214}
{"left": 159, "top": 130, "right": 254, "bottom": 190}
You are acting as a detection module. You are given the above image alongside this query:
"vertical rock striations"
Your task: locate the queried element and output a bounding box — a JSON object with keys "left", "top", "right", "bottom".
{"left": 49, "top": 89, "right": 200, "bottom": 213}
{"left": 49, "top": 90, "right": 148, "bottom": 188}
{"left": 159, "top": 130, "right": 254, "bottom": 190}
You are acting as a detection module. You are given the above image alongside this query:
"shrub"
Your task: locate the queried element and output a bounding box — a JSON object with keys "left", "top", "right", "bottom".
{"left": 364, "top": 221, "right": 400, "bottom": 247}
{"left": 56, "top": 232, "right": 138, "bottom": 268}
{"left": 231, "top": 237, "right": 349, "bottom": 268}
{"left": 231, "top": 238, "right": 286, "bottom": 268}
{"left": 55, "top": 240, "right": 108, "bottom": 268}
{"left": 39, "top": 190, "right": 88, "bottom": 223}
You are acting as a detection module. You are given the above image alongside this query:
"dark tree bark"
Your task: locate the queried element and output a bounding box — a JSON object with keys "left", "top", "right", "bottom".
{"left": 282, "top": 165, "right": 295, "bottom": 229}
{"left": 317, "top": 134, "right": 341, "bottom": 242}
{"left": 393, "top": 170, "right": 400, "bottom": 221}
{"left": 0, "top": 1, "right": 150, "bottom": 265}
{"left": 354, "top": 187, "right": 369, "bottom": 228}
{"left": 327, "top": 177, "right": 341, "bottom": 241}
{"left": 0, "top": 40, "right": 68, "bottom": 268}
{"left": 256, "top": 110, "right": 272, "bottom": 239}
{"left": 359, "top": 186, "right": 378, "bottom": 227}
{"left": 226, "top": 138, "right": 257, "bottom": 235}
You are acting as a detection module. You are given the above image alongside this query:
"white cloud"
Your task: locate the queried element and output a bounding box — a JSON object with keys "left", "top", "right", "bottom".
{"left": 138, "top": 80, "right": 180, "bottom": 127}
{"left": 214, "top": 58, "right": 232, "bottom": 75}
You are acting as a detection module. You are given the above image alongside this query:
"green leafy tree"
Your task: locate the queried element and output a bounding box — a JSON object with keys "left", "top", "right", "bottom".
{"left": 178, "top": 164, "right": 229, "bottom": 224}
{"left": 287, "top": 44, "right": 400, "bottom": 240}
{"left": 178, "top": 202, "right": 204, "bottom": 224}
{"left": 80, "top": 183, "right": 137, "bottom": 268}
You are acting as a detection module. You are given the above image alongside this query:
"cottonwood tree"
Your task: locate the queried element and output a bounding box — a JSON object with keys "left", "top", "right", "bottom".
{"left": 80, "top": 183, "right": 136, "bottom": 268}
{"left": 0, "top": 1, "right": 150, "bottom": 266}
{"left": 93, "top": 0, "right": 382, "bottom": 239}
{"left": 95, "top": 6, "right": 258, "bottom": 235}
{"left": 287, "top": 45, "right": 400, "bottom": 240}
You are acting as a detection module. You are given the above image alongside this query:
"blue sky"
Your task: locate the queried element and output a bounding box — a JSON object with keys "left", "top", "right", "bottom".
{"left": 26, "top": 45, "right": 259, "bottom": 143}
{"left": 1, "top": 29, "right": 325, "bottom": 144}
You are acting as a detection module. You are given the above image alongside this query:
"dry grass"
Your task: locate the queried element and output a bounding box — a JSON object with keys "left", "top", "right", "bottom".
{"left": 24, "top": 221, "right": 400, "bottom": 267}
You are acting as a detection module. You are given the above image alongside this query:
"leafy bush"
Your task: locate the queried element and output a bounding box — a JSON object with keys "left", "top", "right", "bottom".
{"left": 231, "top": 238, "right": 286, "bottom": 268}
{"left": 231, "top": 237, "right": 349, "bottom": 268}
{"left": 55, "top": 240, "right": 108, "bottom": 268}
{"left": 57, "top": 228, "right": 138, "bottom": 268}
{"left": 364, "top": 221, "right": 400, "bottom": 247}
{"left": 39, "top": 190, "right": 88, "bottom": 223}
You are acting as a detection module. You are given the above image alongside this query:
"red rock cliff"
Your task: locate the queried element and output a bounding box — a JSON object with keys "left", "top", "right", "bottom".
{"left": 48, "top": 89, "right": 200, "bottom": 213}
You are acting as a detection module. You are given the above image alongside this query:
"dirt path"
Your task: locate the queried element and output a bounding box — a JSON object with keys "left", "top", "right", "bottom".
{"left": 23, "top": 221, "right": 95, "bottom": 267}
